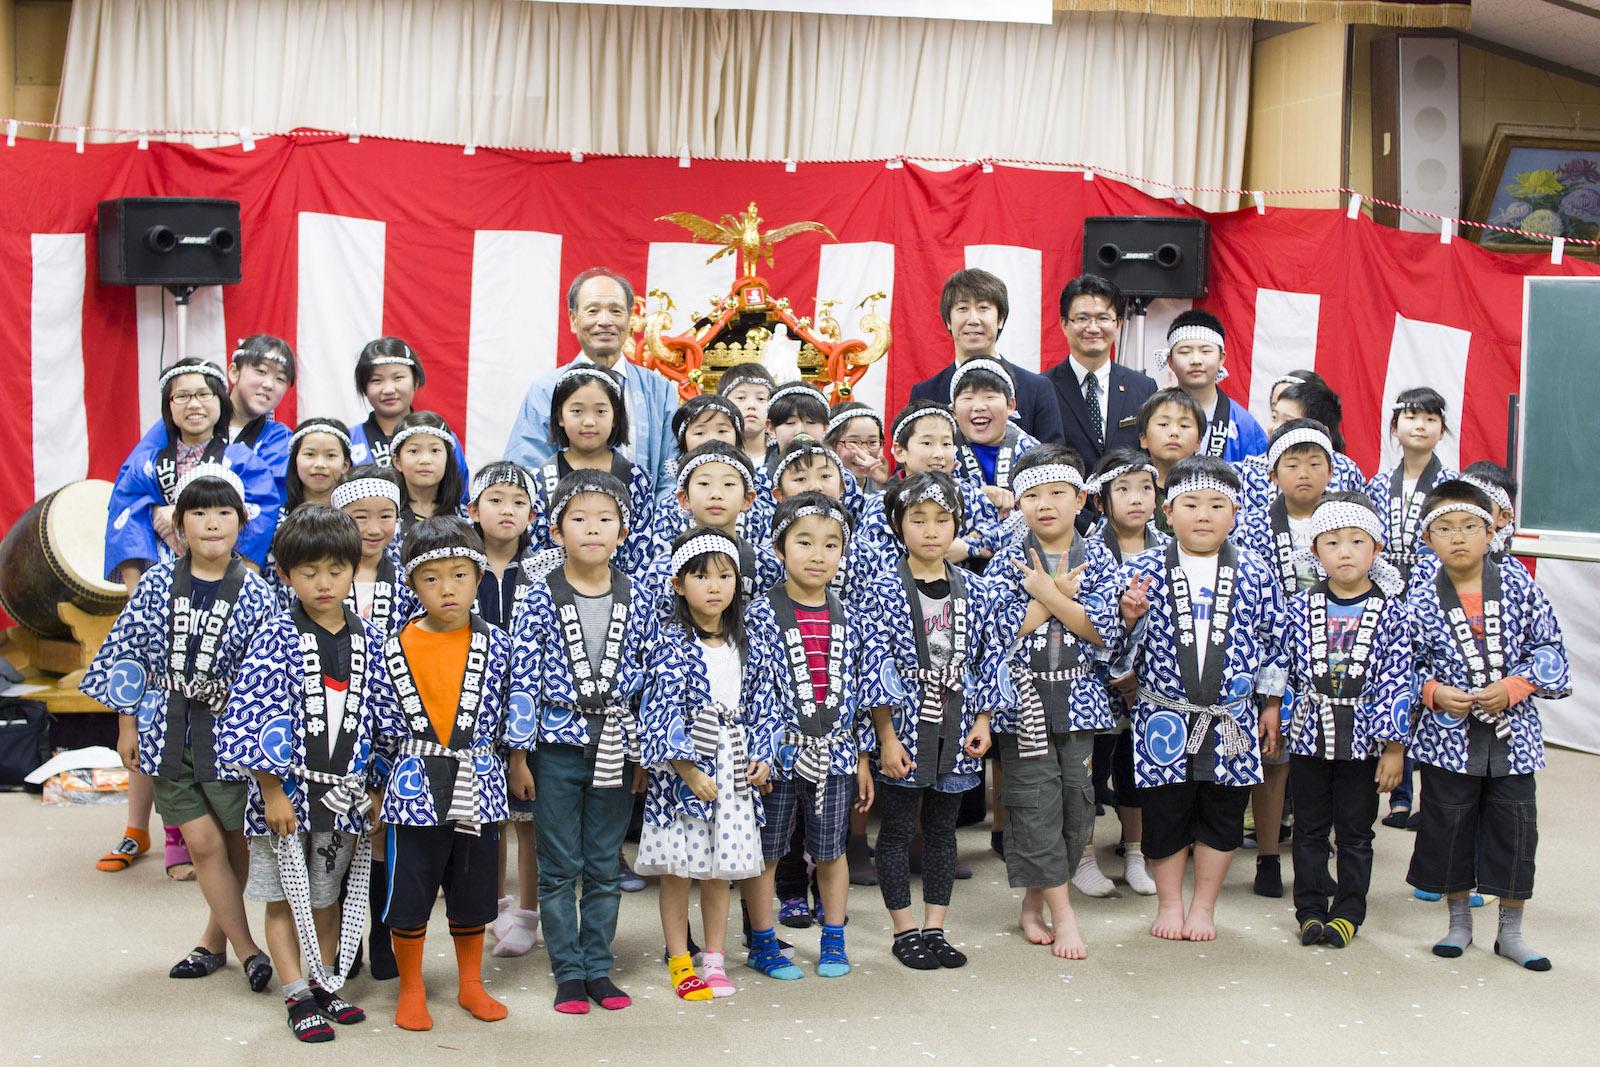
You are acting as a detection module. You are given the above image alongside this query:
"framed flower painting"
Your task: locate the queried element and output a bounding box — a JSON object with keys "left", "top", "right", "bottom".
{"left": 1468, "top": 124, "right": 1600, "bottom": 256}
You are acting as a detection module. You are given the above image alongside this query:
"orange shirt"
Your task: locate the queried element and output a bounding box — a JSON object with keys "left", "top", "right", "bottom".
{"left": 1421, "top": 592, "right": 1535, "bottom": 708}
{"left": 399, "top": 621, "right": 472, "bottom": 746}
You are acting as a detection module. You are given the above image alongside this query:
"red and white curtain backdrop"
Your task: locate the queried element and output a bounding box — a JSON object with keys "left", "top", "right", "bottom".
{"left": 0, "top": 134, "right": 1596, "bottom": 749}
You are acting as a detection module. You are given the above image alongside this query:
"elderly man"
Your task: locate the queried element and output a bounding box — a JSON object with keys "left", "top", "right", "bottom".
{"left": 504, "top": 268, "right": 679, "bottom": 489}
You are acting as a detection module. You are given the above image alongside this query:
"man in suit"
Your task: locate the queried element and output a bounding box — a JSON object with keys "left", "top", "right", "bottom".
{"left": 504, "top": 267, "right": 680, "bottom": 490}
{"left": 1045, "top": 273, "right": 1158, "bottom": 470}
{"left": 908, "top": 268, "right": 1066, "bottom": 446}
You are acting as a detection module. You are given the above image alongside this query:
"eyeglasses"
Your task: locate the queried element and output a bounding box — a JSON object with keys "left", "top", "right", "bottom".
{"left": 1430, "top": 522, "right": 1487, "bottom": 539}
{"left": 837, "top": 436, "right": 882, "bottom": 451}
{"left": 1067, "top": 313, "right": 1118, "bottom": 327}
{"left": 169, "top": 391, "right": 220, "bottom": 407}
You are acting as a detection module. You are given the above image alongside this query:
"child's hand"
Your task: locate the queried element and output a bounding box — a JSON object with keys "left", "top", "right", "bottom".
{"left": 264, "top": 788, "right": 297, "bottom": 837}
{"left": 879, "top": 738, "right": 914, "bottom": 780}
{"left": 152, "top": 505, "right": 176, "bottom": 544}
{"left": 982, "top": 485, "right": 1015, "bottom": 516}
{"left": 1432, "top": 684, "right": 1475, "bottom": 717}
{"left": 1471, "top": 681, "right": 1511, "bottom": 716}
{"left": 682, "top": 766, "right": 718, "bottom": 803}
{"left": 1013, "top": 549, "right": 1058, "bottom": 602}
{"left": 946, "top": 539, "right": 975, "bottom": 564}
{"left": 855, "top": 763, "right": 875, "bottom": 812}
{"left": 507, "top": 759, "right": 535, "bottom": 802}
{"left": 1258, "top": 702, "right": 1282, "bottom": 760}
{"left": 116, "top": 718, "right": 139, "bottom": 771}
{"left": 1375, "top": 745, "right": 1405, "bottom": 793}
{"left": 747, "top": 760, "right": 771, "bottom": 789}
{"left": 964, "top": 717, "right": 992, "bottom": 759}
{"left": 631, "top": 765, "right": 648, "bottom": 794}
{"left": 1120, "top": 575, "right": 1154, "bottom": 625}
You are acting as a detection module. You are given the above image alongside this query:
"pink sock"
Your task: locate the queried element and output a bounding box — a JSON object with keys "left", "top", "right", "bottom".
{"left": 700, "top": 952, "right": 736, "bottom": 998}
{"left": 163, "top": 825, "right": 192, "bottom": 867}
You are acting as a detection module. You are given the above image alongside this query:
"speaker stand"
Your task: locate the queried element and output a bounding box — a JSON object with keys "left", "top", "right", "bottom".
{"left": 165, "top": 284, "right": 198, "bottom": 363}
{"left": 1118, "top": 296, "right": 1151, "bottom": 372}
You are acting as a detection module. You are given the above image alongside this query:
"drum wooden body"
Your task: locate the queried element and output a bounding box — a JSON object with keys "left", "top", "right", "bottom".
{"left": 0, "top": 480, "right": 127, "bottom": 638}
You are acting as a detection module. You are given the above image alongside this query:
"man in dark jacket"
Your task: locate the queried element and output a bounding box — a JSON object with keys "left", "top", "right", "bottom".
{"left": 1044, "top": 273, "right": 1158, "bottom": 470}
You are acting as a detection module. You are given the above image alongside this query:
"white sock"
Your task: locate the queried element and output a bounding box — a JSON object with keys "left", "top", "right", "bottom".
{"left": 1071, "top": 852, "right": 1117, "bottom": 897}
{"left": 1123, "top": 847, "right": 1157, "bottom": 895}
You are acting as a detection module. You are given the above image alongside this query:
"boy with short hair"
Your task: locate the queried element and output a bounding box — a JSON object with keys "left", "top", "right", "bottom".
{"left": 1161, "top": 310, "right": 1267, "bottom": 463}
{"left": 1116, "top": 455, "right": 1287, "bottom": 942}
{"left": 219, "top": 506, "right": 393, "bottom": 1041}
{"left": 718, "top": 362, "right": 776, "bottom": 472}
{"left": 950, "top": 357, "right": 1039, "bottom": 516}
{"left": 374, "top": 516, "right": 519, "bottom": 1030}
{"left": 1407, "top": 480, "right": 1570, "bottom": 971}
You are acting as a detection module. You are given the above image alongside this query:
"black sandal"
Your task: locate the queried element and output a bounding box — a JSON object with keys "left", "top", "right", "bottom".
{"left": 168, "top": 946, "right": 225, "bottom": 979}
{"left": 891, "top": 931, "right": 939, "bottom": 971}
{"left": 920, "top": 928, "right": 968, "bottom": 969}
{"left": 310, "top": 982, "right": 365, "bottom": 1024}
{"left": 287, "top": 997, "right": 334, "bottom": 1043}
{"left": 244, "top": 952, "right": 274, "bottom": 993}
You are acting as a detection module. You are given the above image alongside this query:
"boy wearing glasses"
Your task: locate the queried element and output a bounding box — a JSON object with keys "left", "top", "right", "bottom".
{"left": 1046, "top": 274, "right": 1158, "bottom": 478}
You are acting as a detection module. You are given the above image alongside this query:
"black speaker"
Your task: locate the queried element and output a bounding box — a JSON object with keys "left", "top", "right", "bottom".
{"left": 1081, "top": 216, "right": 1208, "bottom": 300}
{"left": 97, "top": 197, "right": 242, "bottom": 287}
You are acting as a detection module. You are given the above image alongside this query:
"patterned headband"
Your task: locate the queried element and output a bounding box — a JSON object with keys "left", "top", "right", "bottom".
{"left": 159, "top": 362, "right": 226, "bottom": 390}
{"left": 369, "top": 343, "right": 416, "bottom": 367}
{"left": 1310, "top": 500, "right": 1385, "bottom": 544}
{"left": 557, "top": 364, "right": 621, "bottom": 395}
{"left": 549, "top": 481, "right": 632, "bottom": 528}
{"left": 1011, "top": 463, "right": 1085, "bottom": 497}
{"left": 676, "top": 451, "right": 754, "bottom": 494}
{"left": 174, "top": 461, "right": 244, "bottom": 503}
{"left": 904, "top": 481, "right": 964, "bottom": 522}
{"left": 470, "top": 465, "right": 534, "bottom": 503}
{"left": 1273, "top": 373, "right": 1307, "bottom": 390}
{"left": 1166, "top": 323, "right": 1225, "bottom": 351}
{"left": 772, "top": 503, "right": 852, "bottom": 546}
{"left": 233, "top": 340, "right": 290, "bottom": 366}
{"left": 1291, "top": 539, "right": 1404, "bottom": 597}
{"left": 826, "top": 406, "right": 883, "bottom": 438}
{"left": 389, "top": 424, "right": 453, "bottom": 454}
{"left": 717, "top": 367, "right": 773, "bottom": 395}
{"left": 768, "top": 382, "right": 826, "bottom": 409}
{"left": 289, "top": 423, "right": 353, "bottom": 451}
{"left": 772, "top": 443, "right": 843, "bottom": 485}
{"left": 1165, "top": 473, "right": 1240, "bottom": 506}
{"left": 671, "top": 534, "right": 741, "bottom": 577}
{"left": 1460, "top": 475, "right": 1513, "bottom": 514}
{"left": 1267, "top": 426, "right": 1334, "bottom": 470}
{"left": 949, "top": 358, "right": 1013, "bottom": 400}
{"left": 1421, "top": 502, "right": 1493, "bottom": 533}
{"left": 331, "top": 477, "right": 401, "bottom": 509}
{"left": 402, "top": 546, "right": 489, "bottom": 581}
{"left": 891, "top": 405, "right": 959, "bottom": 446}
{"left": 1084, "top": 462, "right": 1159, "bottom": 496}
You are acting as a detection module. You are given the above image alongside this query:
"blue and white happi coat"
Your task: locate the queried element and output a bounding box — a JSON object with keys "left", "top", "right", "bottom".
{"left": 504, "top": 569, "right": 649, "bottom": 751}
{"left": 217, "top": 609, "right": 395, "bottom": 836}
{"left": 1364, "top": 457, "right": 1456, "bottom": 581}
{"left": 1281, "top": 586, "right": 1412, "bottom": 761}
{"left": 371, "top": 614, "right": 516, "bottom": 828}
{"left": 648, "top": 492, "right": 775, "bottom": 561}
{"left": 1235, "top": 451, "right": 1367, "bottom": 517}
{"left": 854, "top": 468, "right": 1016, "bottom": 562}
{"left": 636, "top": 623, "right": 777, "bottom": 828}
{"left": 955, "top": 423, "right": 1040, "bottom": 492}
{"left": 1408, "top": 558, "right": 1570, "bottom": 776}
{"left": 987, "top": 532, "right": 1125, "bottom": 736}
{"left": 1117, "top": 542, "right": 1288, "bottom": 788}
{"left": 630, "top": 539, "right": 786, "bottom": 637}
{"left": 531, "top": 450, "right": 657, "bottom": 572}
{"left": 82, "top": 558, "right": 278, "bottom": 781}
{"left": 348, "top": 414, "right": 471, "bottom": 501}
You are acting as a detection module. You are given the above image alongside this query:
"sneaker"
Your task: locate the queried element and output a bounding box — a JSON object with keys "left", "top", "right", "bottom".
{"left": 618, "top": 852, "right": 646, "bottom": 893}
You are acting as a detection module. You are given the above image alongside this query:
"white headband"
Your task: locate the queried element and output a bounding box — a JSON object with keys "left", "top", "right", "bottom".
{"left": 1165, "top": 474, "right": 1240, "bottom": 506}
{"left": 556, "top": 364, "right": 621, "bottom": 394}
{"left": 904, "top": 481, "right": 963, "bottom": 522}
{"left": 1310, "top": 500, "right": 1385, "bottom": 544}
{"left": 772, "top": 443, "right": 843, "bottom": 485}
{"left": 368, "top": 343, "right": 417, "bottom": 367}
{"left": 891, "top": 406, "right": 959, "bottom": 446}
{"left": 233, "top": 340, "right": 290, "bottom": 366}
{"left": 676, "top": 451, "right": 755, "bottom": 493}
{"left": 768, "top": 382, "right": 826, "bottom": 410}
{"left": 1460, "top": 475, "right": 1513, "bottom": 514}
{"left": 772, "top": 503, "right": 851, "bottom": 546}
{"left": 159, "top": 362, "right": 226, "bottom": 390}
{"left": 289, "top": 423, "right": 353, "bottom": 451}
{"left": 174, "top": 462, "right": 244, "bottom": 504}
{"left": 470, "top": 465, "right": 534, "bottom": 503}
{"left": 826, "top": 406, "right": 883, "bottom": 438}
{"left": 1011, "top": 464, "right": 1085, "bottom": 497}
{"left": 389, "top": 424, "right": 453, "bottom": 454}
{"left": 1267, "top": 426, "right": 1334, "bottom": 470}
{"left": 332, "top": 478, "right": 401, "bottom": 509}
{"left": 403, "top": 546, "right": 489, "bottom": 580}
{"left": 549, "top": 480, "right": 632, "bottom": 528}
{"left": 949, "top": 358, "right": 1013, "bottom": 401}
{"left": 1166, "top": 324, "right": 1225, "bottom": 351}
{"left": 1421, "top": 502, "right": 1493, "bottom": 533}
{"left": 671, "top": 534, "right": 740, "bottom": 577}
{"left": 1273, "top": 374, "right": 1307, "bottom": 390}
{"left": 1084, "top": 462, "right": 1159, "bottom": 496}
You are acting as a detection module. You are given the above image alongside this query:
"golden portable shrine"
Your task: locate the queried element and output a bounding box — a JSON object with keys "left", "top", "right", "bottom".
{"left": 633, "top": 201, "right": 889, "bottom": 400}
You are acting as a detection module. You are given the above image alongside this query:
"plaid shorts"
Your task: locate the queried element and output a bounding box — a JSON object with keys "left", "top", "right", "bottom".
{"left": 759, "top": 774, "right": 855, "bottom": 863}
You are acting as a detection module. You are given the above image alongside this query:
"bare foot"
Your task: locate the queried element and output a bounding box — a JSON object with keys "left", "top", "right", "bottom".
{"left": 1020, "top": 901, "right": 1055, "bottom": 946}
{"left": 1151, "top": 903, "right": 1186, "bottom": 940}
{"left": 1182, "top": 906, "right": 1217, "bottom": 942}
{"left": 166, "top": 862, "right": 196, "bottom": 882}
{"left": 1047, "top": 910, "right": 1088, "bottom": 960}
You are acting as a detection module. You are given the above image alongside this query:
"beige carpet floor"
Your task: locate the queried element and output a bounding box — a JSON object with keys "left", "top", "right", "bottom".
{"left": 5, "top": 749, "right": 1598, "bottom": 1064}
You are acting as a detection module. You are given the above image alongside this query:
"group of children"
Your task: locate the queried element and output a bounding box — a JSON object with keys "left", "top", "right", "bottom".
{"left": 82, "top": 273, "right": 1571, "bottom": 1044}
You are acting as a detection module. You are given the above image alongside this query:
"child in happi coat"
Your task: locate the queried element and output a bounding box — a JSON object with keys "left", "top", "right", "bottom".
{"left": 332, "top": 466, "right": 413, "bottom": 637}
{"left": 1083, "top": 449, "right": 1168, "bottom": 896}
{"left": 372, "top": 517, "right": 517, "bottom": 1030}
{"left": 650, "top": 394, "right": 770, "bottom": 542}
{"left": 769, "top": 437, "right": 887, "bottom": 607}
{"left": 862, "top": 472, "right": 1015, "bottom": 971}
{"left": 84, "top": 464, "right": 280, "bottom": 989}
{"left": 636, "top": 528, "right": 775, "bottom": 1000}
{"left": 1160, "top": 310, "right": 1267, "bottom": 463}
{"left": 717, "top": 361, "right": 776, "bottom": 478}
{"left": 347, "top": 337, "right": 470, "bottom": 491}
{"left": 825, "top": 401, "right": 892, "bottom": 496}
{"left": 390, "top": 411, "right": 469, "bottom": 540}
{"left": 1237, "top": 375, "right": 1367, "bottom": 509}
{"left": 1365, "top": 386, "right": 1456, "bottom": 584}
{"left": 763, "top": 380, "right": 830, "bottom": 476}
{"left": 530, "top": 364, "right": 656, "bottom": 570}
{"left": 1135, "top": 389, "right": 1206, "bottom": 537}
{"left": 741, "top": 493, "right": 886, "bottom": 981}
{"left": 261, "top": 418, "right": 354, "bottom": 611}
{"left": 1115, "top": 455, "right": 1287, "bottom": 942}
{"left": 217, "top": 506, "right": 393, "bottom": 1041}
{"left": 507, "top": 471, "right": 650, "bottom": 1014}
{"left": 1234, "top": 418, "right": 1338, "bottom": 898}
{"left": 1281, "top": 493, "right": 1412, "bottom": 949}
{"left": 985, "top": 447, "right": 1122, "bottom": 957}
{"left": 1407, "top": 481, "right": 1570, "bottom": 971}
{"left": 951, "top": 357, "right": 1040, "bottom": 515}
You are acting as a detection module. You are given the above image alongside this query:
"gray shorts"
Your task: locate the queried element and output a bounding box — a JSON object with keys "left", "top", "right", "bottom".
{"left": 997, "top": 729, "right": 1096, "bottom": 889}
{"left": 245, "top": 831, "right": 356, "bottom": 908}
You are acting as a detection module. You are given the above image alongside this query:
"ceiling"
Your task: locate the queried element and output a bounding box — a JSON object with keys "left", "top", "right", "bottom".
{"left": 1468, "top": 0, "right": 1600, "bottom": 80}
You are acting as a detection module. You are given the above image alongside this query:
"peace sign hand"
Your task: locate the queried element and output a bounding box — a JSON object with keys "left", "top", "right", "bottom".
{"left": 1011, "top": 548, "right": 1058, "bottom": 602}
{"left": 1055, "top": 562, "right": 1088, "bottom": 601}
{"left": 1120, "top": 575, "right": 1155, "bottom": 625}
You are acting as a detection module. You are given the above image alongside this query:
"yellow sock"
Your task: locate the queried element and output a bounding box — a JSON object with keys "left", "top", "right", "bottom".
{"left": 668, "top": 952, "right": 712, "bottom": 1002}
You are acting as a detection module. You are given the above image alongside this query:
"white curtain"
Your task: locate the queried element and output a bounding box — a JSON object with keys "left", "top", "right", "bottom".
{"left": 55, "top": 0, "right": 1251, "bottom": 207}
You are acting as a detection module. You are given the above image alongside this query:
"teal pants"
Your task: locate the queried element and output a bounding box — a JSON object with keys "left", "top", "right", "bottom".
{"left": 532, "top": 743, "right": 635, "bottom": 982}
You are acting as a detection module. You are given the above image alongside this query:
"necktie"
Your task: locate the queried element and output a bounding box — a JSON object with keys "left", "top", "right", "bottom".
{"left": 1083, "top": 371, "right": 1104, "bottom": 449}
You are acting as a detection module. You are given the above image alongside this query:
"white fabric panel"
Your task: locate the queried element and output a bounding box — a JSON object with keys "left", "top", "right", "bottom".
{"left": 816, "top": 242, "right": 895, "bottom": 417}
{"left": 645, "top": 243, "right": 737, "bottom": 338}
{"left": 1378, "top": 313, "right": 1469, "bottom": 472}
{"left": 134, "top": 285, "right": 229, "bottom": 432}
{"left": 465, "top": 230, "right": 563, "bottom": 473}
{"left": 965, "top": 245, "right": 1042, "bottom": 375}
{"left": 31, "top": 235, "right": 89, "bottom": 497}
{"left": 1247, "top": 288, "right": 1322, "bottom": 424}
{"left": 296, "top": 212, "right": 386, "bottom": 430}
{"left": 1123, "top": 297, "right": 1194, "bottom": 384}
{"left": 598, "top": 0, "right": 1051, "bottom": 21}
{"left": 56, "top": 2, "right": 1252, "bottom": 209}
{"left": 1532, "top": 557, "right": 1600, "bottom": 755}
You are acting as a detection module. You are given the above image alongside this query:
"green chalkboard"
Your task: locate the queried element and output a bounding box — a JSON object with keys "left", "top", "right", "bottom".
{"left": 1518, "top": 277, "right": 1600, "bottom": 551}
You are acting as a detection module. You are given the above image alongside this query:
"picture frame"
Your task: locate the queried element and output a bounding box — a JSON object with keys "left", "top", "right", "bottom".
{"left": 1468, "top": 123, "right": 1600, "bottom": 257}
